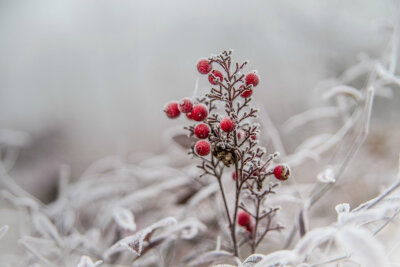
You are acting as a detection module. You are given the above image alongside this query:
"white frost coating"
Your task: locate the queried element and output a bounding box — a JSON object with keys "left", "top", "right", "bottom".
{"left": 188, "top": 250, "right": 232, "bottom": 266}
{"left": 192, "top": 77, "right": 200, "bottom": 99}
{"left": 18, "top": 237, "right": 53, "bottom": 266}
{"left": 166, "top": 217, "right": 206, "bottom": 240}
{"left": 335, "top": 226, "right": 389, "bottom": 267}
{"left": 187, "top": 182, "right": 219, "bottom": 209}
{"left": 18, "top": 236, "right": 61, "bottom": 258}
{"left": 0, "top": 225, "right": 9, "bottom": 240}
{"left": 317, "top": 166, "right": 336, "bottom": 184}
{"left": 1, "top": 190, "right": 40, "bottom": 211}
{"left": 282, "top": 107, "right": 340, "bottom": 133}
{"left": 322, "top": 85, "right": 364, "bottom": 101}
{"left": 103, "top": 216, "right": 177, "bottom": 259}
{"left": 77, "top": 255, "right": 103, "bottom": 267}
{"left": 0, "top": 129, "right": 31, "bottom": 147}
{"left": 376, "top": 63, "right": 400, "bottom": 87}
{"left": 294, "top": 227, "right": 337, "bottom": 259}
{"left": 335, "top": 203, "right": 350, "bottom": 214}
{"left": 242, "top": 254, "right": 264, "bottom": 267}
{"left": 295, "top": 134, "right": 332, "bottom": 152}
{"left": 32, "top": 212, "right": 63, "bottom": 247}
{"left": 338, "top": 209, "right": 386, "bottom": 226}
{"left": 254, "top": 250, "right": 298, "bottom": 267}
{"left": 115, "top": 177, "right": 188, "bottom": 208}
{"left": 112, "top": 207, "right": 136, "bottom": 232}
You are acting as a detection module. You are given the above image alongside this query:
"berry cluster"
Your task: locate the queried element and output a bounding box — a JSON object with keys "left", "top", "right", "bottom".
{"left": 164, "top": 50, "right": 290, "bottom": 256}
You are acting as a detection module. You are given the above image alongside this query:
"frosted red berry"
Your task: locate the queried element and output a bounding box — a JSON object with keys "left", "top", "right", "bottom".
{"left": 194, "top": 123, "right": 210, "bottom": 139}
{"left": 197, "top": 59, "right": 212, "bottom": 74}
{"left": 186, "top": 112, "right": 193, "bottom": 120}
{"left": 251, "top": 134, "right": 258, "bottom": 140}
{"left": 273, "top": 165, "right": 290, "bottom": 180}
{"left": 232, "top": 170, "right": 241, "bottom": 181}
{"left": 191, "top": 104, "right": 208, "bottom": 121}
{"left": 245, "top": 72, "right": 259, "bottom": 87}
{"left": 178, "top": 97, "right": 193, "bottom": 113}
{"left": 241, "top": 89, "right": 253, "bottom": 98}
{"left": 195, "top": 140, "right": 211, "bottom": 156}
{"left": 237, "top": 131, "right": 243, "bottom": 140}
{"left": 164, "top": 101, "right": 180, "bottom": 119}
{"left": 245, "top": 225, "right": 253, "bottom": 233}
{"left": 220, "top": 117, "right": 235, "bottom": 132}
{"left": 208, "top": 70, "right": 223, "bottom": 85}
{"left": 238, "top": 210, "right": 251, "bottom": 227}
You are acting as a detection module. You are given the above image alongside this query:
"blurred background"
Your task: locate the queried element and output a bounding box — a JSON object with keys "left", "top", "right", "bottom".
{"left": 0, "top": 0, "right": 399, "bottom": 201}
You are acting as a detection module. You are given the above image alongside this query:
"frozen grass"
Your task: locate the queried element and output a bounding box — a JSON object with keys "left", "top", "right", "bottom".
{"left": 1, "top": 8, "right": 400, "bottom": 267}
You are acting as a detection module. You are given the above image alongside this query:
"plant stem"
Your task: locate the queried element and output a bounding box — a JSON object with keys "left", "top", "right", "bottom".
{"left": 251, "top": 197, "right": 261, "bottom": 253}
{"left": 216, "top": 175, "right": 232, "bottom": 227}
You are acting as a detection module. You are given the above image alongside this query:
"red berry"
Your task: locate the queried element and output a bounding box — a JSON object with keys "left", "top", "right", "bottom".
{"left": 194, "top": 123, "right": 210, "bottom": 139}
{"left": 186, "top": 112, "right": 193, "bottom": 120}
{"left": 251, "top": 134, "right": 258, "bottom": 140}
{"left": 245, "top": 224, "right": 253, "bottom": 233}
{"left": 232, "top": 170, "right": 241, "bottom": 181}
{"left": 178, "top": 97, "right": 193, "bottom": 113}
{"left": 241, "top": 89, "right": 253, "bottom": 98}
{"left": 191, "top": 104, "right": 208, "bottom": 122}
{"left": 197, "top": 59, "right": 212, "bottom": 74}
{"left": 208, "top": 70, "right": 223, "bottom": 85}
{"left": 164, "top": 101, "right": 180, "bottom": 119}
{"left": 245, "top": 72, "right": 259, "bottom": 87}
{"left": 273, "top": 165, "right": 290, "bottom": 180}
{"left": 220, "top": 117, "right": 235, "bottom": 132}
{"left": 195, "top": 140, "right": 211, "bottom": 156}
{"left": 237, "top": 131, "right": 243, "bottom": 140}
{"left": 238, "top": 210, "right": 251, "bottom": 227}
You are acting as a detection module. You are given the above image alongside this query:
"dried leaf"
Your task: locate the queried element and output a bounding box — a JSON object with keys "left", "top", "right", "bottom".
{"left": 242, "top": 254, "right": 264, "bottom": 267}
{"left": 104, "top": 217, "right": 177, "bottom": 259}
